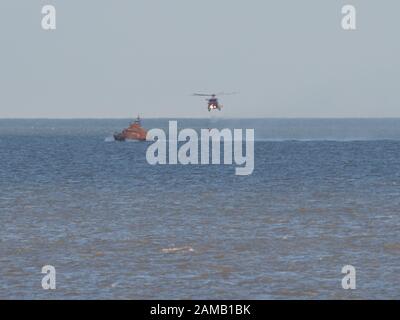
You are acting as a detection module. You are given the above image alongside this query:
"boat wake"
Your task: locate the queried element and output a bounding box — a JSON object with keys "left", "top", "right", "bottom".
{"left": 104, "top": 136, "right": 115, "bottom": 142}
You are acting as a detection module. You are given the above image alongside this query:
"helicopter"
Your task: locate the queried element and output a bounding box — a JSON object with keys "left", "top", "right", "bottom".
{"left": 193, "top": 92, "right": 237, "bottom": 112}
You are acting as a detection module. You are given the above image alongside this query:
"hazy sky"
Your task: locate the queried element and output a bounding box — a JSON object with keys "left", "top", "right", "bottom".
{"left": 0, "top": 0, "right": 399, "bottom": 118}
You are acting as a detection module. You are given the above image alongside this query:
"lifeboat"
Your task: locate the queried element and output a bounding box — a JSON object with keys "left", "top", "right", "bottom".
{"left": 114, "top": 116, "right": 148, "bottom": 141}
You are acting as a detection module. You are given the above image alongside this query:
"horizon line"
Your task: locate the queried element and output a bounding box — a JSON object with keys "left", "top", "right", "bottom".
{"left": 2, "top": 116, "right": 400, "bottom": 120}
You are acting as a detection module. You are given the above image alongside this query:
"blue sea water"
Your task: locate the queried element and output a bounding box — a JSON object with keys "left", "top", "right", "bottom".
{"left": 0, "top": 118, "right": 400, "bottom": 299}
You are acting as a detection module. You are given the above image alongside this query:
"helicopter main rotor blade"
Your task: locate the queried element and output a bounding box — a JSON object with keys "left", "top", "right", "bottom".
{"left": 192, "top": 93, "right": 214, "bottom": 97}
{"left": 216, "top": 92, "right": 238, "bottom": 96}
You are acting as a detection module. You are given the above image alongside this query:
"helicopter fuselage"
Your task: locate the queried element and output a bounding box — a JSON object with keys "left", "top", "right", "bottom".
{"left": 207, "top": 98, "right": 221, "bottom": 111}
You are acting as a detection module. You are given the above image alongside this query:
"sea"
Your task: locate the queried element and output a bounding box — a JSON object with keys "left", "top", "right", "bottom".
{"left": 0, "top": 118, "right": 399, "bottom": 299}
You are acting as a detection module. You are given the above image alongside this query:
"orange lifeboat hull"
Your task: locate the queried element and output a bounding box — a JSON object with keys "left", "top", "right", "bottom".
{"left": 114, "top": 122, "right": 147, "bottom": 141}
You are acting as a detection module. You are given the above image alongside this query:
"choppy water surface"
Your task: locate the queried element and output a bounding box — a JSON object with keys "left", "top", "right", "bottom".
{"left": 0, "top": 119, "right": 399, "bottom": 299}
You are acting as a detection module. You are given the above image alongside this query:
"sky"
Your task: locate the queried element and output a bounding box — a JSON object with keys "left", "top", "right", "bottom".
{"left": 0, "top": 0, "right": 399, "bottom": 118}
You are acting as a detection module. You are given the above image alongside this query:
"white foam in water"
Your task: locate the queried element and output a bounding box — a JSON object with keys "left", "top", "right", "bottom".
{"left": 161, "top": 246, "right": 194, "bottom": 254}
{"left": 104, "top": 136, "right": 115, "bottom": 142}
